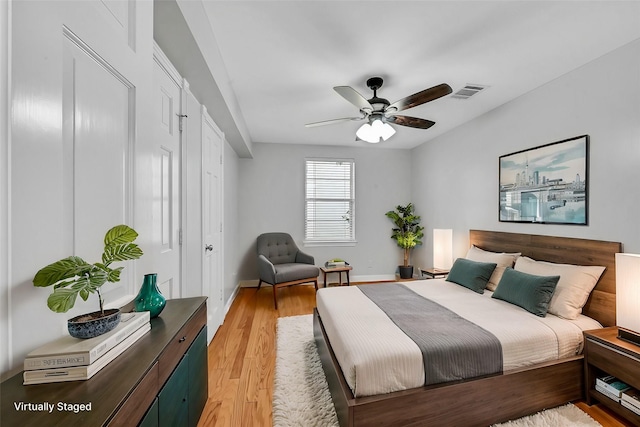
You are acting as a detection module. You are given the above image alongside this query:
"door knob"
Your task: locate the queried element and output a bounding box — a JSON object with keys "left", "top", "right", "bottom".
{"left": 205, "top": 244, "right": 213, "bottom": 252}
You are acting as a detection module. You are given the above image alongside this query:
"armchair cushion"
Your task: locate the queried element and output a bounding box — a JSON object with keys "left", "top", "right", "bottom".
{"left": 274, "top": 263, "right": 320, "bottom": 284}
{"left": 257, "top": 232, "right": 299, "bottom": 265}
{"left": 295, "top": 250, "right": 315, "bottom": 265}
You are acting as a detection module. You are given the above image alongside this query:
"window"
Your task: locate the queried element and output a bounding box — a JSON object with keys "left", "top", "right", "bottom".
{"left": 305, "top": 158, "right": 355, "bottom": 244}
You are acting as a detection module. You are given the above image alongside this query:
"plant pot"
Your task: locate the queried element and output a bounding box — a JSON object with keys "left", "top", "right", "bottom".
{"left": 398, "top": 265, "right": 414, "bottom": 279}
{"left": 68, "top": 308, "right": 121, "bottom": 339}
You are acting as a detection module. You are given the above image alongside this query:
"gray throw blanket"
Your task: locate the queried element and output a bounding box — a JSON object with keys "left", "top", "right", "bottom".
{"left": 358, "top": 283, "right": 503, "bottom": 385}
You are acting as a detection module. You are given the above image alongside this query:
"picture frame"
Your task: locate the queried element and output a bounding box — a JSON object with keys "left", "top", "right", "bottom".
{"left": 499, "top": 135, "right": 589, "bottom": 225}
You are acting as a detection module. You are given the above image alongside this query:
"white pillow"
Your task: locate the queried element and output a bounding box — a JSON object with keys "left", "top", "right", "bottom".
{"left": 465, "top": 245, "right": 520, "bottom": 291}
{"left": 514, "top": 256, "right": 605, "bottom": 320}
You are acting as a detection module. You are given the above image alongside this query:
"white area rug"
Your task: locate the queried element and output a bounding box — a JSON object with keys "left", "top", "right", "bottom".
{"left": 273, "top": 314, "right": 339, "bottom": 427}
{"left": 273, "top": 314, "right": 601, "bottom": 427}
{"left": 491, "top": 404, "right": 601, "bottom": 427}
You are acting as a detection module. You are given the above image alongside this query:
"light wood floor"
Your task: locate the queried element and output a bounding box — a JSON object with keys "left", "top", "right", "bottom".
{"left": 197, "top": 285, "right": 632, "bottom": 427}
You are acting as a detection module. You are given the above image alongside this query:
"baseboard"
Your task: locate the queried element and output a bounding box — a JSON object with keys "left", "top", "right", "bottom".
{"left": 224, "top": 285, "right": 240, "bottom": 315}
{"left": 239, "top": 274, "right": 399, "bottom": 287}
{"left": 239, "top": 280, "right": 260, "bottom": 288}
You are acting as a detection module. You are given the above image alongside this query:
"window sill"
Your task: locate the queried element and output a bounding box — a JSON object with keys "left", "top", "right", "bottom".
{"left": 303, "top": 240, "right": 357, "bottom": 247}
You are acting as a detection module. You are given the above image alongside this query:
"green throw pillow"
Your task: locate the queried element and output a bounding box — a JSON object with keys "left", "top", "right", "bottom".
{"left": 492, "top": 268, "right": 560, "bottom": 317}
{"left": 446, "top": 258, "right": 497, "bottom": 294}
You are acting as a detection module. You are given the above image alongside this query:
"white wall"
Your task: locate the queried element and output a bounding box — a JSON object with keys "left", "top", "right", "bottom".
{"left": 411, "top": 38, "right": 640, "bottom": 267}
{"left": 237, "top": 143, "right": 413, "bottom": 282}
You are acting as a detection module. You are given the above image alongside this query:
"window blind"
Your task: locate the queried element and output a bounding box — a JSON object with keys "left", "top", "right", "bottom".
{"left": 305, "top": 159, "right": 355, "bottom": 242}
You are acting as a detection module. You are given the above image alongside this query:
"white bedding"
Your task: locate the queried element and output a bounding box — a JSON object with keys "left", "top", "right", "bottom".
{"left": 315, "top": 279, "right": 602, "bottom": 397}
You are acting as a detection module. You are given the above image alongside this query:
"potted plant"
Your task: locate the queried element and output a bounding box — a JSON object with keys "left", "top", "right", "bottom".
{"left": 33, "top": 224, "right": 143, "bottom": 339}
{"left": 385, "top": 203, "right": 424, "bottom": 279}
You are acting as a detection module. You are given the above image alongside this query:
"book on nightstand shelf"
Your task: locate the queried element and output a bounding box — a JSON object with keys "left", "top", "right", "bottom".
{"left": 595, "top": 375, "right": 631, "bottom": 402}
{"left": 325, "top": 259, "right": 349, "bottom": 268}
{"left": 23, "top": 323, "right": 151, "bottom": 385}
{"left": 24, "top": 311, "right": 150, "bottom": 370}
{"left": 621, "top": 388, "right": 640, "bottom": 415}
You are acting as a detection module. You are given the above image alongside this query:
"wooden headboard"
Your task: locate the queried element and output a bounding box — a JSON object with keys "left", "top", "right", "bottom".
{"left": 469, "top": 230, "right": 622, "bottom": 327}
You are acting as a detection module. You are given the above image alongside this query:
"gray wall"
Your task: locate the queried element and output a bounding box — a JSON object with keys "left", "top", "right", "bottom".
{"left": 410, "top": 38, "right": 640, "bottom": 267}
{"left": 236, "top": 143, "right": 413, "bottom": 282}
{"left": 225, "top": 39, "right": 639, "bottom": 291}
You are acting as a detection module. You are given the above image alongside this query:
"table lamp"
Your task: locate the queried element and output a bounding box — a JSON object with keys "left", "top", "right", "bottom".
{"left": 433, "top": 229, "right": 453, "bottom": 270}
{"left": 616, "top": 253, "right": 640, "bottom": 346}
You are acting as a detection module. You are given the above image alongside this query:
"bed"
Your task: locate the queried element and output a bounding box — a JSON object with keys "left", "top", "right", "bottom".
{"left": 313, "top": 230, "right": 622, "bottom": 427}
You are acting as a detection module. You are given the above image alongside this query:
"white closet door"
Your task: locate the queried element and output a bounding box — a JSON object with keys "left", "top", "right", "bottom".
{"left": 152, "top": 58, "right": 182, "bottom": 299}
{"left": 202, "top": 109, "right": 224, "bottom": 340}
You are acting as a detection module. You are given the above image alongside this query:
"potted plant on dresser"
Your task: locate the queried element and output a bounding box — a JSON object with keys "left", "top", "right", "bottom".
{"left": 385, "top": 203, "right": 424, "bottom": 279}
{"left": 32, "top": 224, "right": 143, "bottom": 339}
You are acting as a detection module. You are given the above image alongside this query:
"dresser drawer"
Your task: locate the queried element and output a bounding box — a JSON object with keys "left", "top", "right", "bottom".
{"left": 108, "top": 362, "right": 159, "bottom": 426}
{"left": 158, "top": 304, "right": 207, "bottom": 385}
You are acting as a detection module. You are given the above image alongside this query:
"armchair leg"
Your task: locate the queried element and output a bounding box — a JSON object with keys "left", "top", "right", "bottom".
{"left": 273, "top": 285, "right": 278, "bottom": 310}
{"left": 257, "top": 279, "right": 263, "bottom": 291}
{"left": 314, "top": 279, "right": 318, "bottom": 291}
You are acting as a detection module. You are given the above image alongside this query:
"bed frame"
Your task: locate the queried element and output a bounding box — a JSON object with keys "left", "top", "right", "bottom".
{"left": 313, "top": 230, "right": 622, "bottom": 427}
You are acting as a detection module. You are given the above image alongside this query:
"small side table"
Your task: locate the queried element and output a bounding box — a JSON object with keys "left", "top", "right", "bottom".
{"left": 320, "top": 265, "right": 353, "bottom": 287}
{"left": 420, "top": 268, "right": 449, "bottom": 279}
{"left": 583, "top": 327, "right": 640, "bottom": 425}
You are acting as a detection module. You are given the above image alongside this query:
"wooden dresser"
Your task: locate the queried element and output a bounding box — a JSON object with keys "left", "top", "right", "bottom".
{"left": 1, "top": 297, "right": 208, "bottom": 427}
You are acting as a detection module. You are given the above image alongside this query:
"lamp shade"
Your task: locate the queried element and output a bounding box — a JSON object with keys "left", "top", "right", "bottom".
{"left": 356, "top": 119, "right": 395, "bottom": 143}
{"left": 616, "top": 253, "right": 640, "bottom": 334}
{"left": 433, "top": 229, "right": 453, "bottom": 270}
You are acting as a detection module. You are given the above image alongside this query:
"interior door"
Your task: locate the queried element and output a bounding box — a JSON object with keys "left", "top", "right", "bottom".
{"left": 153, "top": 59, "right": 182, "bottom": 299}
{"left": 202, "top": 111, "right": 223, "bottom": 340}
{"left": 8, "top": 0, "right": 153, "bottom": 371}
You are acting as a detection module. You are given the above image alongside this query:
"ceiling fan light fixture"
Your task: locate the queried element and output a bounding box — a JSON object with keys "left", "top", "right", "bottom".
{"left": 356, "top": 119, "right": 395, "bottom": 143}
{"left": 356, "top": 122, "right": 379, "bottom": 143}
{"left": 378, "top": 120, "right": 396, "bottom": 141}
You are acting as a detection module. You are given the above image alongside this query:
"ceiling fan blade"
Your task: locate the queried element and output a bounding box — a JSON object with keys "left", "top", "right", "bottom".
{"left": 305, "top": 116, "right": 364, "bottom": 128}
{"left": 386, "top": 83, "right": 452, "bottom": 113}
{"left": 334, "top": 86, "right": 374, "bottom": 111}
{"left": 386, "top": 115, "right": 436, "bottom": 129}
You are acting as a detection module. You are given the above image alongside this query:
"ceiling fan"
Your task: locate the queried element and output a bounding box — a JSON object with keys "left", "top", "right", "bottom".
{"left": 305, "top": 77, "right": 452, "bottom": 143}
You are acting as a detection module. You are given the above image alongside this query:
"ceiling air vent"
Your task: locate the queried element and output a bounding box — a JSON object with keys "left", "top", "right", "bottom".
{"left": 451, "top": 84, "right": 487, "bottom": 100}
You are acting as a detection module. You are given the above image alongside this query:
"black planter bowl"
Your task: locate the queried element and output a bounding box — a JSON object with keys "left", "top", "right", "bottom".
{"left": 398, "top": 265, "right": 414, "bottom": 279}
{"left": 68, "top": 308, "right": 121, "bottom": 339}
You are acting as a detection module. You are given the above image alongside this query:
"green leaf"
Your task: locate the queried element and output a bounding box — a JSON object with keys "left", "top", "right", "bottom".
{"left": 107, "top": 267, "right": 123, "bottom": 283}
{"left": 71, "top": 270, "right": 108, "bottom": 293}
{"left": 102, "top": 243, "right": 143, "bottom": 264}
{"left": 33, "top": 256, "right": 89, "bottom": 288}
{"left": 104, "top": 224, "right": 139, "bottom": 247}
{"left": 79, "top": 289, "right": 90, "bottom": 301}
{"left": 47, "top": 288, "right": 79, "bottom": 313}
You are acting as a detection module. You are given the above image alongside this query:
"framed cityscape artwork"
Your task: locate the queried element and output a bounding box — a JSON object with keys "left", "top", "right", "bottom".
{"left": 499, "top": 135, "right": 589, "bottom": 225}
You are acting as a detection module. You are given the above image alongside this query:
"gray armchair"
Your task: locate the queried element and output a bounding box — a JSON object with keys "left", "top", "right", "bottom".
{"left": 256, "top": 232, "right": 319, "bottom": 309}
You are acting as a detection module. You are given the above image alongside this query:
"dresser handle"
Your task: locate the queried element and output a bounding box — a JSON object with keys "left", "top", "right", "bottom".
{"left": 179, "top": 336, "right": 186, "bottom": 343}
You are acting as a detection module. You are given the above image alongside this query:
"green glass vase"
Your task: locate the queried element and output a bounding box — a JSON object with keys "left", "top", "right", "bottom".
{"left": 134, "top": 273, "right": 166, "bottom": 318}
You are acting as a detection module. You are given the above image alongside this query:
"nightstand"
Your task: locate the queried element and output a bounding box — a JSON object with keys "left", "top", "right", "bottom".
{"left": 584, "top": 327, "right": 640, "bottom": 425}
{"left": 420, "top": 268, "right": 449, "bottom": 279}
{"left": 320, "top": 265, "right": 352, "bottom": 287}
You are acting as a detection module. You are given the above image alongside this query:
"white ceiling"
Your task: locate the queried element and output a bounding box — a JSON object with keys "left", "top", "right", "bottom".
{"left": 201, "top": 1, "right": 640, "bottom": 150}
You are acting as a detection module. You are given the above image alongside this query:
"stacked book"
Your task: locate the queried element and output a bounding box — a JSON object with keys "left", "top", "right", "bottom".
{"left": 23, "top": 311, "right": 150, "bottom": 385}
{"left": 325, "top": 259, "right": 348, "bottom": 268}
{"left": 595, "top": 375, "right": 630, "bottom": 403}
{"left": 621, "top": 388, "right": 640, "bottom": 416}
